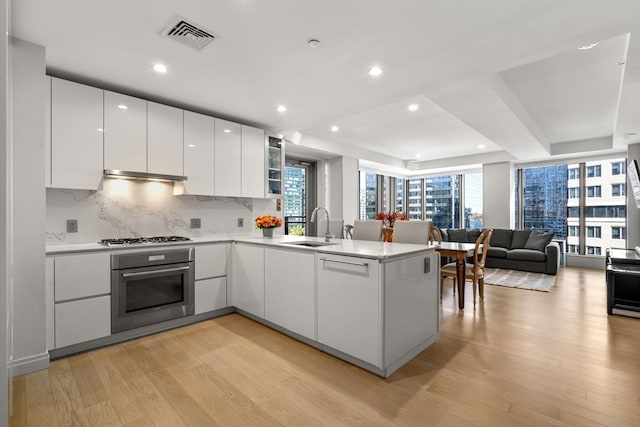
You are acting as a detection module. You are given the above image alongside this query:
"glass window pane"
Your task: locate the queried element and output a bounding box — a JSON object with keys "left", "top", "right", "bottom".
{"left": 522, "top": 165, "right": 568, "bottom": 238}
{"left": 407, "top": 178, "right": 423, "bottom": 220}
{"left": 395, "top": 179, "right": 405, "bottom": 213}
{"left": 464, "top": 172, "right": 483, "bottom": 230}
{"left": 359, "top": 171, "right": 377, "bottom": 219}
{"left": 425, "top": 175, "right": 460, "bottom": 228}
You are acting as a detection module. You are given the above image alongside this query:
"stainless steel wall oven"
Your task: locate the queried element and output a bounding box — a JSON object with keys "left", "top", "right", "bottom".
{"left": 111, "top": 247, "right": 195, "bottom": 333}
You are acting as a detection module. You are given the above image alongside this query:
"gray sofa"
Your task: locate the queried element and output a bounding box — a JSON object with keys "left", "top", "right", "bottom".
{"left": 441, "top": 228, "right": 560, "bottom": 275}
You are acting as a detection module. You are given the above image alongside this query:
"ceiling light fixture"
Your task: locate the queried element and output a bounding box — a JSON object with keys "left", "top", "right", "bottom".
{"left": 331, "top": 125, "right": 339, "bottom": 132}
{"left": 276, "top": 105, "right": 287, "bottom": 113}
{"left": 368, "top": 65, "right": 383, "bottom": 77}
{"left": 224, "top": 129, "right": 231, "bottom": 133}
{"left": 416, "top": 153, "right": 422, "bottom": 158}
{"left": 578, "top": 42, "right": 599, "bottom": 50}
{"left": 408, "top": 104, "right": 419, "bottom": 112}
{"left": 117, "top": 104, "right": 128, "bottom": 110}
{"left": 187, "top": 144, "right": 196, "bottom": 148}
{"left": 307, "top": 39, "right": 320, "bottom": 48}
{"left": 478, "top": 144, "right": 486, "bottom": 149}
{"left": 153, "top": 63, "right": 168, "bottom": 73}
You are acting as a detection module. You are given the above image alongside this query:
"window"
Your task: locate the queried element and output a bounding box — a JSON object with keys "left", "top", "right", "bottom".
{"left": 568, "top": 168, "right": 579, "bottom": 180}
{"left": 612, "top": 183, "right": 626, "bottom": 197}
{"left": 424, "top": 175, "right": 461, "bottom": 229}
{"left": 585, "top": 206, "right": 626, "bottom": 218}
{"left": 359, "top": 172, "right": 377, "bottom": 219}
{"left": 586, "top": 226, "right": 601, "bottom": 238}
{"left": 611, "top": 161, "right": 626, "bottom": 175}
{"left": 568, "top": 244, "right": 579, "bottom": 253}
{"left": 586, "top": 165, "right": 601, "bottom": 178}
{"left": 612, "top": 226, "right": 626, "bottom": 239}
{"left": 586, "top": 185, "right": 601, "bottom": 198}
{"left": 395, "top": 179, "right": 405, "bottom": 213}
{"left": 464, "top": 172, "right": 483, "bottom": 230}
{"left": 568, "top": 187, "right": 579, "bottom": 198}
{"left": 518, "top": 164, "right": 568, "bottom": 238}
{"left": 568, "top": 226, "right": 579, "bottom": 237}
{"left": 568, "top": 207, "right": 579, "bottom": 217}
{"left": 407, "top": 178, "right": 423, "bottom": 220}
{"left": 587, "top": 246, "right": 601, "bottom": 255}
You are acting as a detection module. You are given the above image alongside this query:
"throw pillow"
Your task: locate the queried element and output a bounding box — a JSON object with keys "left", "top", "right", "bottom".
{"left": 490, "top": 229, "right": 513, "bottom": 249}
{"left": 511, "top": 230, "right": 531, "bottom": 249}
{"left": 524, "top": 230, "right": 554, "bottom": 252}
{"left": 447, "top": 229, "right": 469, "bottom": 243}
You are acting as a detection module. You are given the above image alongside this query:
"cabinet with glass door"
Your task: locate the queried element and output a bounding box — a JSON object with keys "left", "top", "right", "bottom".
{"left": 266, "top": 135, "right": 284, "bottom": 197}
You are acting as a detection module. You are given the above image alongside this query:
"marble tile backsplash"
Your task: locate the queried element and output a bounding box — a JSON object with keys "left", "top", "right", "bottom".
{"left": 46, "top": 179, "right": 279, "bottom": 244}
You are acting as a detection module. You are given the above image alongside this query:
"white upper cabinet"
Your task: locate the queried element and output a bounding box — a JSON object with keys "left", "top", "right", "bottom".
{"left": 103, "top": 91, "right": 147, "bottom": 172}
{"left": 176, "top": 110, "right": 215, "bottom": 196}
{"left": 50, "top": 77, "right": 104, "bottom": 190}
{"left": 241, "top": 125, "right": 266, "bottom": 198}
{"left": 147, "top": 102, "right": 184, "bottom": 176}
{"left": 214, "top": 118, "right": 242, "bottom": 196}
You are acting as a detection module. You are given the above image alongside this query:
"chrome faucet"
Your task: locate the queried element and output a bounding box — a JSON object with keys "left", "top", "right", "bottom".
{"left": 311, "top": 206, "right": 334, "bottom": 242}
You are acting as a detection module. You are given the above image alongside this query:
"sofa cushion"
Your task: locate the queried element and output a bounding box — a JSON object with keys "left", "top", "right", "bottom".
{"left": 490, "top": 229, "right": 513, "bottom": 249}
{"left": 524, "top": 230, "right": 554, "bottom": 252}
{"left": 487, "top": 247, "right": 508, "bottom": 259}
{"left": 511, "top": 230, "right": 531, "bottom": 249}
{"left": 447, "top": 229, "right": 468, "bottom": 243}
{"left": 507, "top": 249, "right": 546, "bottom": 262}
{"left": 468, "top": 229, "right": 482, "bottom": 243}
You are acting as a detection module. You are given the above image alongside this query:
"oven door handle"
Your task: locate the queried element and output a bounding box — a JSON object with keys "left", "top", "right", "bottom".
{"left": 121, "top": 265, "right": 190, "bottom": 278}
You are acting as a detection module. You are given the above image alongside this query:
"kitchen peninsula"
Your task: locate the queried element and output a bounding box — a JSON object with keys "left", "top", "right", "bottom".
{"left": 46, "top": 236, "right": 440, "bottom": 378}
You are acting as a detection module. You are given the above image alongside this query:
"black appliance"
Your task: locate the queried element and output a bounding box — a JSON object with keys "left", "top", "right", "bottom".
{"left": 111, "top": 247, "right": 195, "bottom": 333}
{"left": 605, "top": 248, "right": 640, "bottom": 319}
{"left": 100, "top": 236, "right": 191, "bottom": 246}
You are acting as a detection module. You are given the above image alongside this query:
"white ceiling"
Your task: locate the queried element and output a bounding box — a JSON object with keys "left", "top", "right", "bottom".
{"left": 11, "top": 0, "right": 640, "bottom": 173}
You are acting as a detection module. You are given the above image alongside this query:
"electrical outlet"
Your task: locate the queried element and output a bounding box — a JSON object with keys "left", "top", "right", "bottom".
{"left": 66, "top": 219, "right": 78, "bottom": 233}
{"left": 190, "top": 218, "right": 201, "bottom": 229}
{"left": 237, "top": 217, "right": 244, "bottom": 228}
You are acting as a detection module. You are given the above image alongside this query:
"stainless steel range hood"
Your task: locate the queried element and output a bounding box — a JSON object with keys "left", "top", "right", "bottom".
{"left": 103, "top": 169, "right": 188, "bottom": 182}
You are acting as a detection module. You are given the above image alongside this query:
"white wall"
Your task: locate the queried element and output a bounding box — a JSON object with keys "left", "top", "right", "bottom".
{"left": 627, "top": 143, "right": 640, "bottom": 249}
{"left": 482, "top": 162, "right": 513, "bottom": 229}
{"left": 10, "top": 38, "right": 48, "bottom": 376}
{"left": 1, "top": 0, "right": 10, "bottom": 423}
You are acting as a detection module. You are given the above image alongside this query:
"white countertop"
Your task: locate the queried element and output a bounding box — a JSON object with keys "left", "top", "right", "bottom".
{"left": 46, "top": 234, "right": 436, "bottom": 260}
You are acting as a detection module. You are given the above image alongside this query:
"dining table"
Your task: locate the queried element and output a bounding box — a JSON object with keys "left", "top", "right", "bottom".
{"left": 435, "top": 241, "right": 477, "bottom": 309}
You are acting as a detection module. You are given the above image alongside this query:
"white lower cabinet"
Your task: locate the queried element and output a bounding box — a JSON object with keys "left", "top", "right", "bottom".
{"left": 55, "top": 295, "right": 111, "bottom": 348}
{"left": 265, "top": 248, "right": 316, "bottom": 340}
{"left": 317, "top": 254, "right": 381, "bottom": 367}
{"left": 195, "top": 277, "right": 227, "bottom": 315}
{"left": 51, "top": 252, "right": 111, "bottom": 349}
{"left": 232, "top": 243, "right": 265, "bottom": 318}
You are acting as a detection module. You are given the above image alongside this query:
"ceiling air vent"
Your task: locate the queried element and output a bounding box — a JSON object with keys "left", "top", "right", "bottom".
{"left": 160, "top": 17, "right": 218, "bottom": 51}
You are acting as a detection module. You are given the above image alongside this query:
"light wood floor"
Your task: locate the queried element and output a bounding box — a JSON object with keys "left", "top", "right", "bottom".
{"left": 9, "top": 267, "right": 640, "bottom": 426}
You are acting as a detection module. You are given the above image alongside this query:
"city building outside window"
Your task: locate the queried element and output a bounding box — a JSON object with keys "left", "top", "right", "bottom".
{"left": 568, "top": 168, "right": 579, "bottom": 180}
{"left": 359, "top": 172, "right": 377, "bottom": 219}
{"left": 395, "top": 179, "right": 405, "bottom": 213}
{"left": 586, "top": 165, "right": 601, "bottom": 178}
{"left": 587, "top": 246, "right": 602, "bottom": 255}
{"left": 568, "top": 187, "right": 579, "bottom": 198}
{"left": 586, "top": 226, "right": 601, "bottom": 238}
{"left": 518, "top": 164, "right": 567, "bottom": 239}
{"left": 611, "top": 226, "right": 627, "bottom": 239}
{"left": 568, "top": 244, "right": 579, "bottom": 253}
{"left": 611, "top": 160, "right": 626, "bottom": 175}
{"left": 464, "top": 172, "right": 483, "bottom": 230}
{"left": 568, "top": 225, "right": 579, "bottom": 236}
{"left": 586, "top": 185, "right": 601, "bottom": 198}
{"left": 612, "top": 183, "right": 626, "bottom": 197}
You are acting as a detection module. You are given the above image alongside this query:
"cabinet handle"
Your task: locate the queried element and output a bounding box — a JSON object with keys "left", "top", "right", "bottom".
{"left": 424, "top": 257, "right": 430, "bottom": 274}
{"left": 319, "top": 257, "right": 368, "bottom": 267}
{"left": 122, "top": 265, "right": 190, "bottom": 278}
{"left": 609, "top": 268, "right": 640, "bottom": 276}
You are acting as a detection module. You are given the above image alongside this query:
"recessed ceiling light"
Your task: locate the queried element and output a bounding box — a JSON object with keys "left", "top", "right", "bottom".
{"left": 153, "top": 63, "right": 167, "bottom": 73}
{"left": 415, "top": 153, "right": 422, "bottom": 158}
{"left": 117, "top": 104, "right": 128, "bottom": 110}
{"left": 368, "top": 66, "right": 382, "bottom": 77}
{"left": 187, "top": 144, "right": 196, "bottom": 148}
{"left": 331, "top": 125, "right": 339, "bottom": 132}
{"left": 224, "top": 129, "right": 231, "bottom": 133}
{"left": 308, "top": 39, "right": 320, "bottom": 48}
{"left": 97, "top": 128, "right": 104, "bottom": 133}
{"left": 478, "top": 144, "right": 486, "bottom": 149}
{"left": 408, "top": 104, "right": 419, "bottom": 112}
{"left": 276, "top": 105, "right": 287, "bottom": 113}
{"left": 578, "top": 42, "right": 599, "bottom": 50}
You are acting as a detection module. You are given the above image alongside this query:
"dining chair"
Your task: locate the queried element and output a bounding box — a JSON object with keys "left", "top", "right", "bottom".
{"left": 343, "top": 224, "right": 354, "bottom": 239}
{"left": 429, "top": 225, "right": 443, "bottom": 244}
{"left": 351, "top": 220, "right": 383, "bottom": 241}
{"left": 392, "top": 220, "right": 431, "bottom": 244}
{"left": 316, "top": 219, "right": 345, "bottom": 239}
{"left": 440, "top": 228, "right": 493, "bottom": 306}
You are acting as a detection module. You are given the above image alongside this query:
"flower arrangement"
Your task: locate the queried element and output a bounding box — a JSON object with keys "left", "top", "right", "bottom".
{"left": 375, "top": 211, "right": 408, "bottom": 227}
{"left": 254, "top": 215, "right": 283, "bottom": 229}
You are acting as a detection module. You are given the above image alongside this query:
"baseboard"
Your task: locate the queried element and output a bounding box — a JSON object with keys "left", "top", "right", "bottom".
{"left": 10, "top": 352, "right": 50, "bottom": 377}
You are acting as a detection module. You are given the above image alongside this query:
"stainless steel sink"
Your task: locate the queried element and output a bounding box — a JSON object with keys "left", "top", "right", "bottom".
{"left": 280, "top": 240, "right": 338, "bottom": 247}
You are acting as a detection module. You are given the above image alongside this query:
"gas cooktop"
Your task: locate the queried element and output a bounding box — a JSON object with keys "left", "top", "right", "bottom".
{"left": 99, "top": 236, "right": 191, "bottom": 246}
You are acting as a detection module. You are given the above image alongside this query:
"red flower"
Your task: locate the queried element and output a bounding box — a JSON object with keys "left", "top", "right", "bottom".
{"left": 375, "top": 211, "right": 407, "bottom": 227}
{"left": 254, "top": 215, "right": 283, "bottom": 229}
